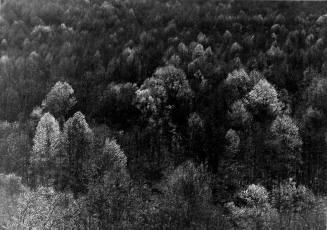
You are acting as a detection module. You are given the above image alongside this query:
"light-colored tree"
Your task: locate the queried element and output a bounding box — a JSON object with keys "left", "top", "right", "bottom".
{"left": 31, "top": 112, "right": 60, "bottom": 186}
{"left": 102, "top": 138, "right": 127, "bottom": 171}
{"left": 270, "top": 115, "right": 302, "bottom": 151}
{"left": 15, "top": 186, "right": 80, "bottom": 230}
{"left": 42, "top": 81, "right": 76, "bottom": 119}
{"left": 225, "top": 68, "right": 250, "bottom": 86}
{"left": 271, "top": 179, "right": 320, "bottom": 229}
{"left": 268, "top": 115, "right": 302, "bottom": 179}
{"left": 135, "top": 77, "right": 167, "bottom": 115}
{"left": 226, "top": 184, "right": 277, "bottom": 230}
{"left": 32, "top": 112, "right": 60, "bottom": 164}
{"left": 0, "top": 174, "right": 82, "bottom": 230}
{"left": 135, "top": 65, "right": 192, "bottom": 122}
{"left": 153, "top": 65, "right": 192, "bottom": 99}
{"left": 247, "top": 79, "right": 283, "bottom": 116}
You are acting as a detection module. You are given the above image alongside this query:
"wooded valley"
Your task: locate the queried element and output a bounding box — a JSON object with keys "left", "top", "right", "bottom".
{"left": 0, "top": 0, "right": 327, "bottom": 229}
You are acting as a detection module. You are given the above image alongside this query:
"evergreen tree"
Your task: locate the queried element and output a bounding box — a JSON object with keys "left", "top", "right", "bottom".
{"left": 62, "top": 111, "right": 93, "bottom": 195}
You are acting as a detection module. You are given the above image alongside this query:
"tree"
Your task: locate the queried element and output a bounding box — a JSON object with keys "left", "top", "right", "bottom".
{"left": 267, "top": 115, "right": 302, "bottom": 180}
{"left": 62, "top": 111, "right": 93, "bottom": 194}
{"left": 271, "top": 179, "right": 322, "bottom": 229}
{"left": 229, "top": 100, "right": 252, "bottom": 126}
{"left": 135, "top": 65, "right": 192, "bottom": 118}
{"left": 155, "top": 161, "right": 221, "bottom": 229}
{"left": 270, "top": 115, "right": 302, "bottom": 151}
{"left": 15, "top": 186, "right": 80, "bottom": 229}
{"left": 152, "top": 65, "right": 192, "bottom": 102}
{"left": 135, "top": 76, "right": 167, "bottom": 118}
{"left": 224, "top": 69, "right": 262, "bottom": 106}
{"left": 42, "top": 81, "right": 76, "bottom": 120}
{"left": 97, "top": 82, "right": 138, "bottom": 128}
{"left": 86, "top": 138, "right": 145, "bottom": 229}
{"left": 226, "top": 184, "right": 277, "bottom": 230}
{"left": 31, "top": 112, "right": 60, "bottom": 186}
{"left": 134, "top": 66, "right": 193, "bottom": 180}
{"left": 0, "top": 174, "right": 24, "bottom": 229}
{"left": 307, "top": 76, "right": 327, "bottom": 113}
{"left": 101, "top": 138, "right": 127, "bottom": 171}
{"left": 247, "top": 79, "right": 283, "bottom": 118}
{"left": 225, "top": 129, "right": 240, "bottom": 155}
{"left": 226, "top": 73, "right": 295, "bottom": 186}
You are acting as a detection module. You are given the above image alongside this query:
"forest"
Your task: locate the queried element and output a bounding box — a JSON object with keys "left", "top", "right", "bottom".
{"left": 1, "top": 0, "right": 327, "bottom": 229}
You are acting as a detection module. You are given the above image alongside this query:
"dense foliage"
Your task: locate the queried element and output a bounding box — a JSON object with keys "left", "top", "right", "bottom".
{"left": 1, "top": 0, "right": 327, "bottom": 229}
